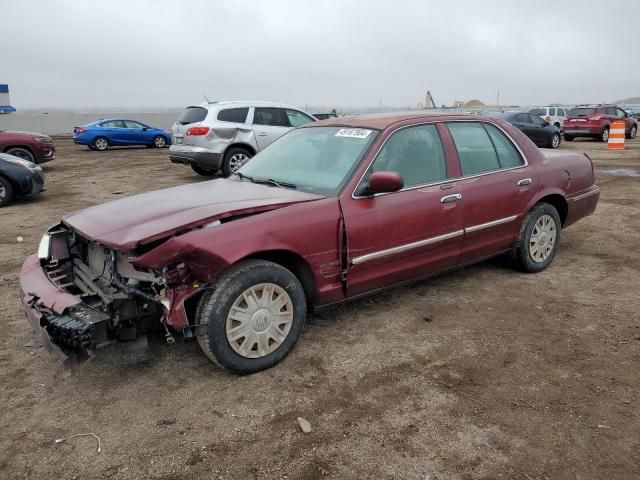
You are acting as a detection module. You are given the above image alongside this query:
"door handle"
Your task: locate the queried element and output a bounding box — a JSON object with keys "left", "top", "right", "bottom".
{"left": 517, "top": 178, "right": 532, "bottom": 186}
{"left": 440, "top": 193, "right": 462, "bottom": 203}
{"left": 257, "top": 132, "right": 268, "bottom": 136}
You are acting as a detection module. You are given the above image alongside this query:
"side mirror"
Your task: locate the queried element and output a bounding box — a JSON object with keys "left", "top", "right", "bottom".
{"left": 367, "top": 171, "right": 404, "bottom": 194}
{"left": 143, "top": 127, "right": 149, "bottom": 131}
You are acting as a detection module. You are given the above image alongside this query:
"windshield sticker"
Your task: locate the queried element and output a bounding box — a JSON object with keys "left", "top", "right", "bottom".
{"left": 335, "top": 128, "right": 372, "bottom": 139}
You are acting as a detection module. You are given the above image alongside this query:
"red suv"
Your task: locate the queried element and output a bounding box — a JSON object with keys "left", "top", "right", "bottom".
{"left": 563, "top": 105, "right": 638, "bottom": 142}
{"left": 0, "top": 130, "right": 56, "bottom": 164}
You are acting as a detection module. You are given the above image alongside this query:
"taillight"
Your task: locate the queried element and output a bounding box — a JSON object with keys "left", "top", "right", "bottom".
{"left": 186, "top": 126, "right": 210, "bottom": 136}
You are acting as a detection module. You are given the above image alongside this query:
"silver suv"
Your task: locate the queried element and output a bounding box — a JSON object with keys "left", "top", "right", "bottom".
{"left": 169, "top": 101, "right": 316, "bottom": 176}
{"left": 528, "top": 106, "right": 571, "bottom": 131}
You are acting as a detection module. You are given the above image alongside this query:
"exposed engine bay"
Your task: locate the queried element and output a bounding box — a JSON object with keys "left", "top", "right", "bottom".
{"left": 38, "top": 225, "right": 169, "bottom": 359}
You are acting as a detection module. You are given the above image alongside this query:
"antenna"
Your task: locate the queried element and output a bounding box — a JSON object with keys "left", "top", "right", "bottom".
{"left": 203, "top": 94, "right": 211, "bottom": 103}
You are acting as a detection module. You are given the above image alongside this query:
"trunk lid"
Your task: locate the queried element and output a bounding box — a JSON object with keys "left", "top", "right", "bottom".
{"left": 63, "top": 178, "right": 323, "bottom": 252}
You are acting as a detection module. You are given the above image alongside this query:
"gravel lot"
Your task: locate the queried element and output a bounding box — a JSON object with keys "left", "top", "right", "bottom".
{"left": 1, "top": 136, "right": 639, "bottom": 480}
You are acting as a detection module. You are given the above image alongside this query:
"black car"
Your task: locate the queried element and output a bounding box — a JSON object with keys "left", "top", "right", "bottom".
{"left": 491, "top": 111, "right": 561, "bottom": 149}
{"left": 0, "top": 152, "right": 45, "bottom": 207}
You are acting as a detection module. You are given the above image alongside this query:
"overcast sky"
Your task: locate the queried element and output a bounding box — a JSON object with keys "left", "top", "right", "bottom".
{"left": 1, "top": 0, "right": 639, "bottom": 111}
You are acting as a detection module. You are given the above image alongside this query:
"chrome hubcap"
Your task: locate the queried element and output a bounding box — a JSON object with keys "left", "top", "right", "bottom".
{"left": 155, "top": 137, "right": 166, "bottom": 147}
{"left": 631, "top": 127, "right": 637, "bottom": 139}
{"left": 529, "top": 214, "right": 557, "bottom": 263}
{"left": 0, "top": 184, "right": 5, "bottom": 200}
{"left": 226, "top": 283, "right": 294, "bottom": 358}
{"left": 602, "top": 130, "right": 609, "bottom": 141}
{"left": 229, "top": 153, "right": 249, "bottom": 172}
{"left": 96, "top": 139, "right": 108, "bottom": 150}
{"left": 552, "top": 135, "right": 560, "bottom": 148}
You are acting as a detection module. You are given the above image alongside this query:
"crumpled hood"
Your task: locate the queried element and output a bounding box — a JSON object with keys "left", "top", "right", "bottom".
{"left": 63, "top": 178, "right": 323, "bottom": 251}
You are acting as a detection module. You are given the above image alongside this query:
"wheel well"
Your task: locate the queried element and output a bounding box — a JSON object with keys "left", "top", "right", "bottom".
{"left": 244, "top": 250, "right": 316, "bottom": 307}
{"left": 224, "top": 143, "right": 256, "bottom": 157}
{"left": 538, "top": 194, "right": 568, "bottom": 226}
{"left": 3, "top": 144, "right": 35, "bottom": 158}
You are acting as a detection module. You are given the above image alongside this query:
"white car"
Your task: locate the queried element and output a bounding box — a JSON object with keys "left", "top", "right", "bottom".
{"left": 528, "top": 106, "right": 571, "bottom": 131}
{"left": 169, "top": 101, "right": 316, "bottom": 176}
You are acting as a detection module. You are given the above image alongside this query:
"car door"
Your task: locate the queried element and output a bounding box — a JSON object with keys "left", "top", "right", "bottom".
{"left": 446, "top": 121, "right": 538, "bottom": 263}
{"left": 614, "top": 107, "right": 632, "bottom": 133}
{"left": 253, "top": 108, "right": 292, "bottom": 150}
{"left": 513, "top": 113, "right": 537, "bottom": 143}
{"left": 104, "top": 120, "right": 128, "bottom": 145}
{"left": 341, "top": 123, "right": 464, "bottom": 297}
{"left": 123, "top": 121, "right": 149, "bottom": 145}
{"left": 529, "top": 113, "right": 551, "bottom": 144}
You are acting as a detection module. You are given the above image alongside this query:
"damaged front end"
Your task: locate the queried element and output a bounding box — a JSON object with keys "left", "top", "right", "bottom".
{"left": 22, "top": 224, "right": 183, "bottom": 364}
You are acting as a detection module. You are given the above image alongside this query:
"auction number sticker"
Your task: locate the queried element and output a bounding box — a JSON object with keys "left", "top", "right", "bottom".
{"left": 335, "top": 128, "right": 372, "bottom": 139}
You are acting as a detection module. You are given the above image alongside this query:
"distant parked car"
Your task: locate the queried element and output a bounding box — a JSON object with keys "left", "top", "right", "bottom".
{"left": 492, "top": 112, "right": 561, "bottom": 148}
{"left": 312, "top": 112, "right": 338, "bottom": 120}
{"left": 0, "top": 130, "right": 55, "bottom": 164}
{"left": 528, "top": 106, "right": 570, "bottom": 131}
{"left": 169, "top": 101, "right": 316, "bottom": 176}
{"left": 73, "top": 119, "right": 172, "bottom": 151}
{"left": 0, "top": 152, "right": 45, "bottom": 207}
{"left": 563, "top": 105, "right": 637, "bottom": 142}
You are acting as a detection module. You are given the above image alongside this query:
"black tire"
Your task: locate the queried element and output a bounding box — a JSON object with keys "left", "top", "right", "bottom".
{"left": 549, "top": 133, "right": 561, "bottom": 149}
{"left": 92, "top": 136, "right": 109, "bottom": 151}
{"left": 564, "top": 134, "right": 574, "bottom": 141}
{"left": 196, "top": 259, "right": 307, "bottom": 374}
{"left": 222, "top": 147, "right": 253, "bottom": 177}
{"left": 627, "top": 125, "right": 637, "bottom": 140}
{"left": 5, "top": 147, "right": 35, "bottom": 163}
{"left": 152, "top": 135, "right": 167, "bottom": 148}
{"left": 513, "top": 203, "right": 562, "bottom": 273}
{"left": 599, "top": 127, "right": 609, "bottom": 142}
{"left": 0, "top": 176, "right": 14, "bottom": 207}
{"left": 191, "top": 164, "right": 217, "bottom": 176}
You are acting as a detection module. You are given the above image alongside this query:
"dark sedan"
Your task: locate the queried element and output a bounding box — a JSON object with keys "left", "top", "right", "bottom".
{"left": 491, "top": 112, "right": 561, "bottom": 148}
{"left": 0, "top": 152, "right": 45, "bottom": 207}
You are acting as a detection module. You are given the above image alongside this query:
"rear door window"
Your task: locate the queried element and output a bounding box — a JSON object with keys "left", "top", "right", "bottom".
{"left": 253, "top": 108, "right": 291, "bottom": 127}
{"left": 370, "top": 124, "right": 447, "bottom": 187}
{"left": 285, "top": 109, "right": 315, "bottom": 127}
{"left": 217, "top": 107, "right": 249, "bottom": 123}
{"left": 124, "top": 121, "right": 144, "bottom": 129}
{"left": 484, "top": 124, "right": 524, "bottom": 169}
{"left": 178, "top": 106, "right": 208, "bottom": 125}
{"left": 102, "top": 120, "right": 126, "bottom": 128}
{"left": 447, "top": 122, "right": 501, "bottom": 176}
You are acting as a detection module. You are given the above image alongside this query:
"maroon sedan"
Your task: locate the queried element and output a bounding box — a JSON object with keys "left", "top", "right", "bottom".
{"left": 0, "top": 129, "right": 56, "bottom": 164}
{"left": 20, "top": 113, "right": 599, "bottom": 373}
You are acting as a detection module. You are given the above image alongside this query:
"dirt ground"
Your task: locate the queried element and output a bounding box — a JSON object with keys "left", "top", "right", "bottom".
{"left": 1, "top": 135, "right": 639, "bottom": 480}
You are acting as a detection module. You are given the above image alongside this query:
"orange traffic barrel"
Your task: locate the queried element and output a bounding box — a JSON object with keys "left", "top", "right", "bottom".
{"left": 608, "top": 121, "right": 625, "bottom": 150}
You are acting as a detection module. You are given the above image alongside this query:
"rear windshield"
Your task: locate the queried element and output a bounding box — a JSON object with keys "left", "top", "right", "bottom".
{"left": 177, "top": 106, "right": 208, "bottom": 125}
{"left": 529, "top": 108, "right": 546, "bottom": 115}
{"left": 569, "top": 108, "right": 597, "bottom": 116}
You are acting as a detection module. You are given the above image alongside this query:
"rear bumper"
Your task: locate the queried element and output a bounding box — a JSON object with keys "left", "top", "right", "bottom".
{"left": 169, "top": 146, "right": 223, "bottom": 169}
{"left": 565, "top": 185, "right": 599, "bottom": 227}
{"left": 564, "top": 127, "right": 601, "bottom": 136}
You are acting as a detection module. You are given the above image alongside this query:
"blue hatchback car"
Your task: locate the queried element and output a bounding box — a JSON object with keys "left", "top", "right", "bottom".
{"left": 73, "top": 119, "right": 172, "bottom": 151}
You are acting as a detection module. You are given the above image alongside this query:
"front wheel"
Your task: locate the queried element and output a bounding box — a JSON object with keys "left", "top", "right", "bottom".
{"left": 5, "top": 147, "right": 35, "bottom": 163}
{"left": 600, "top": 127, "right": 609, "bottom": 142}
{"left": 153, "top": 135, "right": 167, "bottom": 148}
{"left": 222, "top": 147, "right": 252, "bottom": 177}
{"left": 627, "top": 125, "right": 637, "bottom": 140}
{"left": 550, "top": 133, "right": 561, "bottom": 149}
{"left": 196, "top": 260, "right": 307, "bottom": 374}
{"left": 513, "top": 203, "right": 561, "bottom": 273}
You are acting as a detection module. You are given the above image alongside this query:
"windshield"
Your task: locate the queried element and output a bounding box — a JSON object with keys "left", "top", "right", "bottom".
{"left": 178, "top": 106, "right": 208, "bottom": 125}
{"left": 237, "top": 126, "right": 378, "bottom": 196}
{"left": 569, "top": 108, "right": 597, "bottom": 116}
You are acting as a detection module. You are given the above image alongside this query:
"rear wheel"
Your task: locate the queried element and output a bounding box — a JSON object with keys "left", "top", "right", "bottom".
{"left": 564, "top": 134, "right": 574, "bottom": 141}
{"left": 5, "top": 147, "right": 35, "bottom": 163}
{"left": 191, "top": 165, "right": 217, "bottom": 176}
{"left": 550, "top": 133, "right": 561, "bottom": 149}
{"left": 196, "top": 260, "right": 306, "bottom": 373}
{"left": 627, "top": 125, "right": 637, "bottom": 139}
{"left": 600, "top": 127, "right": 609, "bottom": 142}
{"left": 153, "top": 135, "right": 167, "bottom": 148}
{"left": 93, "top": 137, "right": 109, "bottom": 151}
{"left": 0, "top": 176, "right": 14, "bottom": 207}
{"left": 222, "top": 147, "right": 252, "bottom": 177}
{"left": 513, "top": 203, "right": 561, "bottom": 273}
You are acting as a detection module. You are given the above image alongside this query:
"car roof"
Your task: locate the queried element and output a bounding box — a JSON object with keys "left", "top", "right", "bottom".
{"left": 193, "top": 100, "right": 307, "bottom": 110}
{"left": 305, "top": 111, "right": 504, "bottom": 130}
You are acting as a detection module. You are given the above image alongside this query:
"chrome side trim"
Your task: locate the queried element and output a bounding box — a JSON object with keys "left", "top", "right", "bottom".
{"left": 465, "top": 215, "right": 518, "bottom": 233}
{"left": 570, "top": 186, "right": 600, "bottom": 202}
{"left": 351, "top": 119, "right": 529, "bottom": 199}
{"left": 351, "top": 229, "right": 464, "bottom": 265}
